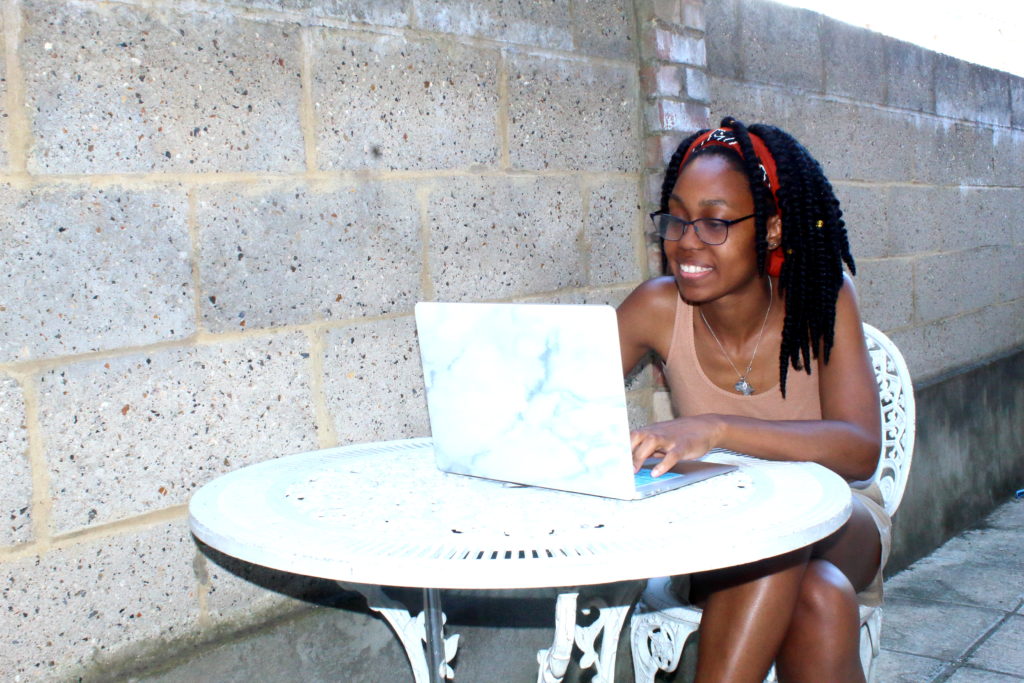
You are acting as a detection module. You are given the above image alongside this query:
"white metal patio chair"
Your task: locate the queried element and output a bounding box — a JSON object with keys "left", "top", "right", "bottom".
{"left": 629, "top": 323, "right": 916, "bottom": 683}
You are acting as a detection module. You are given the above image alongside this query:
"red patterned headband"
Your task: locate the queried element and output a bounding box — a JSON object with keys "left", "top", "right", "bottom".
{"left": 681, "top": 127, "right": 785, "bottom": 276}
{"left": 681, "top": 127, "right": 781, "bottom": 207}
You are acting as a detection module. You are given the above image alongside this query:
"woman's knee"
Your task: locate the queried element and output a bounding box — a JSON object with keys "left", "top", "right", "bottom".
{"left": 793, "top": 560, "right": 858, "bottom": 622}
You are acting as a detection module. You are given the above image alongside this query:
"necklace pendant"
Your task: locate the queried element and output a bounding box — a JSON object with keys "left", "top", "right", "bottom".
{"left": 734, "top": 378, "right": 755, "bottom": 395}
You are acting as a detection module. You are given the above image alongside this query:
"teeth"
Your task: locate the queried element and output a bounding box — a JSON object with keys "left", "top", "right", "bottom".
{"left": 679, "top": 264, "right": 712, "bottom": 274}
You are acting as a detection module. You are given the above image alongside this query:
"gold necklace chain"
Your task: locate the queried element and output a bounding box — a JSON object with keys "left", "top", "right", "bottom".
{"left": 699, "top": 277, "right": 773, "bottom": 395}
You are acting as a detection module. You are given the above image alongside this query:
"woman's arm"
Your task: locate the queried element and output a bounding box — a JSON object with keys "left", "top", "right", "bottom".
{"left": 630, "top": 276, "right": 882, "bottom": 481}
{"left": 616, "top": 276, "right": 678, "bottom": 374}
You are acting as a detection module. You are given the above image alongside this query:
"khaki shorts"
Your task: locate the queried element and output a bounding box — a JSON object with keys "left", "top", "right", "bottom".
{"left": 851, "top": 480, "right": 892, "bottom": 607}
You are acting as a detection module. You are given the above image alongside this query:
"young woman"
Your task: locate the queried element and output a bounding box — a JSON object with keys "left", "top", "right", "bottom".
{"left": 618, "top": 117, "right": 888, "bottom": 682}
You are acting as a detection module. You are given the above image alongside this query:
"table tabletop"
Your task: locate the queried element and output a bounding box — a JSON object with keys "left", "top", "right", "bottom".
{"left": 188, "top": 438, "right": 852, "bottom": 590}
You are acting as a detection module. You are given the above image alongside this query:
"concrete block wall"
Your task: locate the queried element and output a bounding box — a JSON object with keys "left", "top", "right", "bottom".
{"left": 704, "top": 0, "right": 1024, "bottom": 384}
{"left": 0, "top": 1, "right": 654, "bottom": 679}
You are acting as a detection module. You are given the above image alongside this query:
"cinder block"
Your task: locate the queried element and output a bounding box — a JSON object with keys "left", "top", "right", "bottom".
{"left": 705, "top": 0, "right": 740, "bottom": 79}
{"left": 709, "top": 80, "right": 800, "bottom": 136}
{"left": 414, "top": 0, "right": 573, "bottom": 49}
{"left": 853, "top": 257, "right": 914, "bottom": 330}
{"left": 210, "top": 0, "right": 410, "bottom": 27}
{"left": 956, "top": 186, "right": 1020, "bottom": 250}
{"left": 0, "top": 522, "right": 198, "bottom": 680}
{"left": 645, "top": 0, "right": 684, "bottom": 25}
{"left": 834, "top": 182, "right": 889, "bottom": 261}
{"left": 37, "top": 333, "right": 318, "bottom": 533}
{"left": 683, "top": 1, "right": 706, "bottom": 32}
{"left": 739, "top": 0, "right": 824, "bottom": 93}
{"left": 0, "top": 375, "right": 31, "bottom": 546}
{"left": 196, "top": 181, "right": 423, "bottom": 333}
{"left": 1013, "top": 77, "right": 1024, "bottom": 129}
{"left": 571, "top": 0, "right": 636, "bottom": 60}
{"left": 311, "top": 29, "right": 500, "bottom": 171}
{"left": 843, "top": 107, "right": 920, "bottom": 183}
{"left": 23, "top": 1, "right": 305, "bottom": 174}
{"left": 0, "top": 184, "right": 193, "bottom": 363}
{"left": 884, "top": 38, "right": 935, "bottom": 113}
{"left": 709, "top": 82, "right": 861, "bottom": 179}
{"left": 990, "top": 126, "right": 1024, "bottom": 188}
{"left": 892, "top": 299, "right": 1024, "bottom": 382}
{"left": 915, "top": 246, "right": 1016, "bottom": 323}
{"left": 920, "top": 121, "right": 996, "bottom": 187}
{"left": 586, "top": 179, "right": 644, "bottom": 286}
{"left": 322, "top": 317, "right": 430, "bottom": 446}
{"left": 883, "top": 185, "right": 957, "bottom": 256}
{"left": 935, "top": 55, "right": 1011, "bottom": 128}
{"left": 822, "top": 18, "right": 885, "bottom": 104}
{"left": 507, "top": 53, "right": 639, "bottom": 171}
{"left": 200, "top": 541, "right": 329, "bottom": 626}
{"left": 425, "top": 176, "right": 584, "bottom": 301}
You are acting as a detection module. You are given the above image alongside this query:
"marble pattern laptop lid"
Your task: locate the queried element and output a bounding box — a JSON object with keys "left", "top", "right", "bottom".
{"left": 414, "top": 301, "right": 641, "bottom": 499}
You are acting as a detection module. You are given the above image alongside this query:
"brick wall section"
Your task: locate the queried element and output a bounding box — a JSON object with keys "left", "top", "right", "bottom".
{"left": 0, "top": 1, "right": 651, "bottom": 678}
{"left": 638, "top": 0, "right": 710, "bottom": 272}
{"left": 705, "top": 0, "right": 1024, "bottom": 384}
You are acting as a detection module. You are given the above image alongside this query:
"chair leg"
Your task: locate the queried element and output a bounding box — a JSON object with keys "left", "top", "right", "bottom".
{"left": 860, "top": 607, "right": 882, "bottom": 682}
{"left": 630, "top": 607, "right": 700, "bottom": 683}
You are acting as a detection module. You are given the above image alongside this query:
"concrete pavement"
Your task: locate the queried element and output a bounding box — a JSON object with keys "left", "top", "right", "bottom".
{"left": 874, "top": 497, "right": 1024, "bottom": 682}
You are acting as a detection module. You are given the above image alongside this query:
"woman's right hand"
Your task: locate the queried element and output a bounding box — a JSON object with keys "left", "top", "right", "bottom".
{"left": 630, "top": 415, "right": 724, "bottom": 476}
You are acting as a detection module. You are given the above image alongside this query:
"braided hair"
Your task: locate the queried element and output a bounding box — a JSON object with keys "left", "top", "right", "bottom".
{"left": 658, "top": 116, "right": 855, "bottom": 396}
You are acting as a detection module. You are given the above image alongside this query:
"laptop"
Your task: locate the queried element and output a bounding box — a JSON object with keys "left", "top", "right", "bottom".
{"left": 413, "top": 302, "right": 736, "bottom": 500}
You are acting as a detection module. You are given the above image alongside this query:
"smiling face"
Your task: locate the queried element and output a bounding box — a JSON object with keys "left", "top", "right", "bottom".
{"left": 664, "top": 152, "right": 780, "bottom": 305}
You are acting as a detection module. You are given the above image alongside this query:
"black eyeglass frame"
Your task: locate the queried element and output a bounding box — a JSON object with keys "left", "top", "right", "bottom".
{"left": 649, "top": 212, "right": 756, "bottom": 246}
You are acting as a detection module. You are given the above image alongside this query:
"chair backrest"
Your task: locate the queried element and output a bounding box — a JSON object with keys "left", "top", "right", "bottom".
{"left": 862, "top": 323, "right": 915, "bottom": 516}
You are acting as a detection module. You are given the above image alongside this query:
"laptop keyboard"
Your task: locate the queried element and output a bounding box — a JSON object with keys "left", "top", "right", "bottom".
{"left": 634, "top": 468, "right": 683, "bottom": 486}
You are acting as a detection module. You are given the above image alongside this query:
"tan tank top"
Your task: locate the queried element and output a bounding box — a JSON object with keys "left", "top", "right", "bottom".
{"left": 664, "top": 295, "right": 822, "bottom": 420}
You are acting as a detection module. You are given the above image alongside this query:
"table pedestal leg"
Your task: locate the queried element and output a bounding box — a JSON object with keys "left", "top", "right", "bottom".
{"left": 537, "top": 581, "right": 644, "bottom": 683}
{"left": 338, "top": 582, "right": 459, "bottom": 682}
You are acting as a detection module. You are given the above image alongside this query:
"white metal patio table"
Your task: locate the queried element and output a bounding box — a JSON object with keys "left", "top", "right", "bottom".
{"left": 188, "top": 437, "right": 851, "bottom": 682}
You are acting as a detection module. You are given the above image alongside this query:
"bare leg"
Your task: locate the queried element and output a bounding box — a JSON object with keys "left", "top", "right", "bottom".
{"left": 775, "top": 498, "right": 882, "bottom": 682}
{"left": 774, "top": 560, "right": 865, "bottom": 683}
{"left": 692, "top": 548, "right": 810, "bottom": 683}
{"left": 691, "top": 499, "right": 881, "bottom": 683}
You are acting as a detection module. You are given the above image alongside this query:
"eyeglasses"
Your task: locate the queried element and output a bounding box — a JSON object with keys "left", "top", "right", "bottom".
{"left": 650, "top": 212, "right": 755, "bottom": 246}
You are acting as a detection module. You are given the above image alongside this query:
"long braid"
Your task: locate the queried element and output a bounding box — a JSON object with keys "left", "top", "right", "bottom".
{"left": 749, "top": 121, "right": 854, "bottom": 393}
{"left": 656, "top": 117, "right": 855, "bottom": 396}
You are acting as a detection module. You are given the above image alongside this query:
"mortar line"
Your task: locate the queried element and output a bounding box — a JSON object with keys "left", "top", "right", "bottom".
{"left": 298, "top": 26, "right": 319, "bottom": 174}
{"left": 186, "top": 189, "right": 206, "bottom": 335}
{"left": 715, "top": 75, "right": 1023, "bottom": 134}
{"left": 103, "top": 0, "right": 638, "bottom": 69}
{"left": 306, "top": 326, "right": 338, "bottom": 449}
{"left": 416, "top": 183, "right": 435, "bottom": 301}
{"left": 3, "top": 0, "right": 30, "bottom": 176}
{"left": 577, "top": 176, "right": 592, "bottom": 285}
{"left": 929, "top": 606, "right": 1020, "bottom": 682}
{"left": 16, "top": 369, "right": 53, "bottom": 550}
{"left": 0, "top": 168, "right": 642, "bottom": 186}
{"left": 497, "top": 48, "right": 511, "bottom": 171}
{"left": 0, "top": 502, "right": 189, "bottom": 562}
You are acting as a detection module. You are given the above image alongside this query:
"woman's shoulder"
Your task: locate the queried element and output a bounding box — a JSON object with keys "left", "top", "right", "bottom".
{"left": 622, "top": 276, "right": 679, "bottom": 312}
{"left": 617, "top": 277, "right": 680, "bottom": 361}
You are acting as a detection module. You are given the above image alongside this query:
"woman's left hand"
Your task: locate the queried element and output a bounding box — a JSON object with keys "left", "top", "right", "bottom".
{"left": 630, "top": 415, "right": 723, "bottom": 476}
